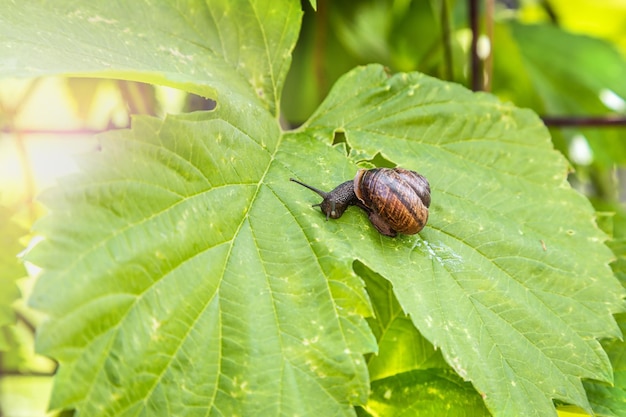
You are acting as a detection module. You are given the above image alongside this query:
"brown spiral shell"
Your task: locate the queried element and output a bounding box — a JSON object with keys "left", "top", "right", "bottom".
{"left": 354, "top": 167, "right": 431, "bottom": 235}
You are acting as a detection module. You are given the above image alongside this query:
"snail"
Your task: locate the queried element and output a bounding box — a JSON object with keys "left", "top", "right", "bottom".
{"left": 290, "top": 167, "right": 430, "bottom": 237}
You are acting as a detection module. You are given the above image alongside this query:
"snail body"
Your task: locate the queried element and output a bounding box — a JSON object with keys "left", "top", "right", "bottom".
{"left": 290, "top": 167, "right": 430, "bottom": 237}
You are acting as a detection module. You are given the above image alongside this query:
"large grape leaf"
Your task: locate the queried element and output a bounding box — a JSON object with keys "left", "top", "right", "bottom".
{"left": 0, "top": 0, "right": 301, "bottom": 114}
{"left": 27, "top": 105, "right": 375, "bottom": 415}
{"left": 3, "top": 1, "right": 624, "bottom": 416}
{"left": 284, "top": 65, "right": 625, "bottom": 416}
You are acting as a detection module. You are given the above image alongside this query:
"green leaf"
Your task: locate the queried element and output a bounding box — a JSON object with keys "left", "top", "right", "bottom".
{"left": 584, "top": 212, "right": 626, "bottom": 417}
{"left": 0, "top": 206, "right": 25, "bottom": 351}
{"left": 357, "top": 260, "right": 488, "bottom": 415}
{"left": 584, "top": 312, "right": 626, "bottom": 417}
{"left": 355, "top": 260, "right": 447, "bottom": 382}
{"left": 293, "top": 65, "right": 624, "bottom": 416}
{"left": 0, "top": 0, "right": 302, "bottom": 115}
{"left": 364, "top": 369, "right": 490, "bottom": 417}
{"left": 5, "top": 2, "right": 624, "bottom": 416}
{"left": 27, "top": 105, "right": 376, "bottom": 415}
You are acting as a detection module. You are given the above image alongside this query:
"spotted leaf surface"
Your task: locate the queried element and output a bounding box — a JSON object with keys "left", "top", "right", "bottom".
{"left": 3, "top": 1, "right": 623, "bottom": 416}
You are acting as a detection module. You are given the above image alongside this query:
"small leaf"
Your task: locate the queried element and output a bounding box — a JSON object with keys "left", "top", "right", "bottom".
{"left": 364, "top": 369, "right": 490, "bottom": 417}
{"left": 584, "top": 218, "right": 626, "bottom": 417}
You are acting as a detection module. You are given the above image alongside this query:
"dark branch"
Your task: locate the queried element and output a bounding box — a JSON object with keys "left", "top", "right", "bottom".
{"left": 469, "top": 0, "right": 482, "bottom": 91}
{"left": 541, "top": 115, "right": 626, "bottom": 127}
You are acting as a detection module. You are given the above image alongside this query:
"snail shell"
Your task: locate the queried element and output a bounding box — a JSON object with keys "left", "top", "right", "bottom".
{"left": 354, "top": 168, "right": 430, "bottom": 236}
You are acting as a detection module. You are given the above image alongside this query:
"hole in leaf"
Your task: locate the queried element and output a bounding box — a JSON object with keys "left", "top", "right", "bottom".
{"left": 332, "top": 129, "right": 351, "bottom": 156}
{"left": 185, "top": 94, "right": 217, "bottom": 112}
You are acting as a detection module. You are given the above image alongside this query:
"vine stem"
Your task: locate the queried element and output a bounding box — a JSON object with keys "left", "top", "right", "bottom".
{"left": 541, "top": 116, "right": 626, "bottom": 127}
{"left": 469, "top": 0, "right": 482, "bottom": 91}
